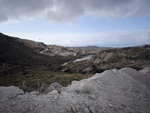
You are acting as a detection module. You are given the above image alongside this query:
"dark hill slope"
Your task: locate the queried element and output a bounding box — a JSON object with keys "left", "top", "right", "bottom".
{"left": 0, "top": 33, "right": 75, "bottom": 75}
{"left": 0, "top": 33, "right": 36, "bottom": 64}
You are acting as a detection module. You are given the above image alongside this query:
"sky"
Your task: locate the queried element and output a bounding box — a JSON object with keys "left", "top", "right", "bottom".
{"left": 0, "top": 0, "right": 150, "bottom": 47}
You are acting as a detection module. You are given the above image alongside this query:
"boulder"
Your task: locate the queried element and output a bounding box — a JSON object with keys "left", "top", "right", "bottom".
{"left": 46, "top": 82, "right": 62, "bottom": 94}
{"left": 0, "top": 68, "right": 150, "bottom": 113}
{"left": 0, "top": 86, "right": 24, "bottom": 101}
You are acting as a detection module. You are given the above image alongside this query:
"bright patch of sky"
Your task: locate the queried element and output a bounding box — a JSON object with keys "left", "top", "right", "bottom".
{"left": 0, "top": 0, "right": 150, "bottom": 47}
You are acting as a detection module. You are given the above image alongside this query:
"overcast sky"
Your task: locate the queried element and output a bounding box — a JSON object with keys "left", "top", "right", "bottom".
{"left": 0, "top": 0, "right": 150, "bottom": 47}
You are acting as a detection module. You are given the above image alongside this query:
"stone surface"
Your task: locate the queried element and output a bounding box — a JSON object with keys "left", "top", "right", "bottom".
{"left": 0, "top": 68, "right": 150, "bottom": 113}
{"left": 46, "top": 82, "right": 62, "bottom": 94}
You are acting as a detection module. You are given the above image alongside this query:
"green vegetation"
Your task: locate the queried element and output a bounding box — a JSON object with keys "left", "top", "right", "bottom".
{"left": 0, "top": 33, "right": 85, "bottom": 92}
{"left": 0, "top": 67, "right": 93, "bottom": 92}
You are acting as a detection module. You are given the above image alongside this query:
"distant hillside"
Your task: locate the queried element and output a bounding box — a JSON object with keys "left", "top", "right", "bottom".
{"left": 17, "top": 38, "right": 47, "bottom": 53}
{"left": 73, "top": 46, "right": 111, "bottom": 51}
{"left": 17, "top": 38, "right": 79, "bottom": 57}
{"left": 0, "top": 33, "right": 36, "bottom": 64}
{"left": 0, "top": 33, "right": 76, "bottom": 75}
{"left": 63, "top": 46, "right": 150, "bottom": 73}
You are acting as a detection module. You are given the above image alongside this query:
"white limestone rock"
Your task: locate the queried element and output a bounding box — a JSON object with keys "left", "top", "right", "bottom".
{"left": 0, "top": 68, "right": 150, "bottom": 113}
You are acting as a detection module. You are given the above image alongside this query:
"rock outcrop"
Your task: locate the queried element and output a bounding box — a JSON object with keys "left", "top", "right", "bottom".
{"left": 63, "top": 47, "right": 150, "bottom": 73}
{"left": 0, "top": 68, "right": 150, "bottom": 113}
{"left": 46, "top": 82, "right": 62, "bottom": 94}
{"left": 93, "top": 52, "right": 117, "bottom": 63}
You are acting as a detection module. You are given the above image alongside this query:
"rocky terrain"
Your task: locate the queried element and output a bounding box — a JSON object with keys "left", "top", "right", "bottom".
{"left": 0, "top": 33, "right": 94, "bottom": 92}
{"left": 63, "top": 46, "right": 150, "bottom": 73}
{"left": 0, "top": 67, "right": 150, "bottom": 113}
{"left": 17, "top": 35, "right": 82, "bottom": 57}
{"left": 1, "top": 33, "right": 150, "bottom": 92}
{"left": 0, "top": 33, "right": 150, "bottom": 113}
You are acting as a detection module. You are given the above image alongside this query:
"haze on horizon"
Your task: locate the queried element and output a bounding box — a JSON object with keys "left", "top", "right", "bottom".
{"left": 0, "top": 0, "right": 150, "bottom": 47}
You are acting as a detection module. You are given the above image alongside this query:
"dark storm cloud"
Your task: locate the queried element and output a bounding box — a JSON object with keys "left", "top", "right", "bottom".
{"left": 0, "top": 0, "right": 150, "bottom": 22}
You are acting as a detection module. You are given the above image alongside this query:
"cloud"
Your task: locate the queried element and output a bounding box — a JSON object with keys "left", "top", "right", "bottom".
{"left": 0, "top": 0, "right": 150, "bottom": 23}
